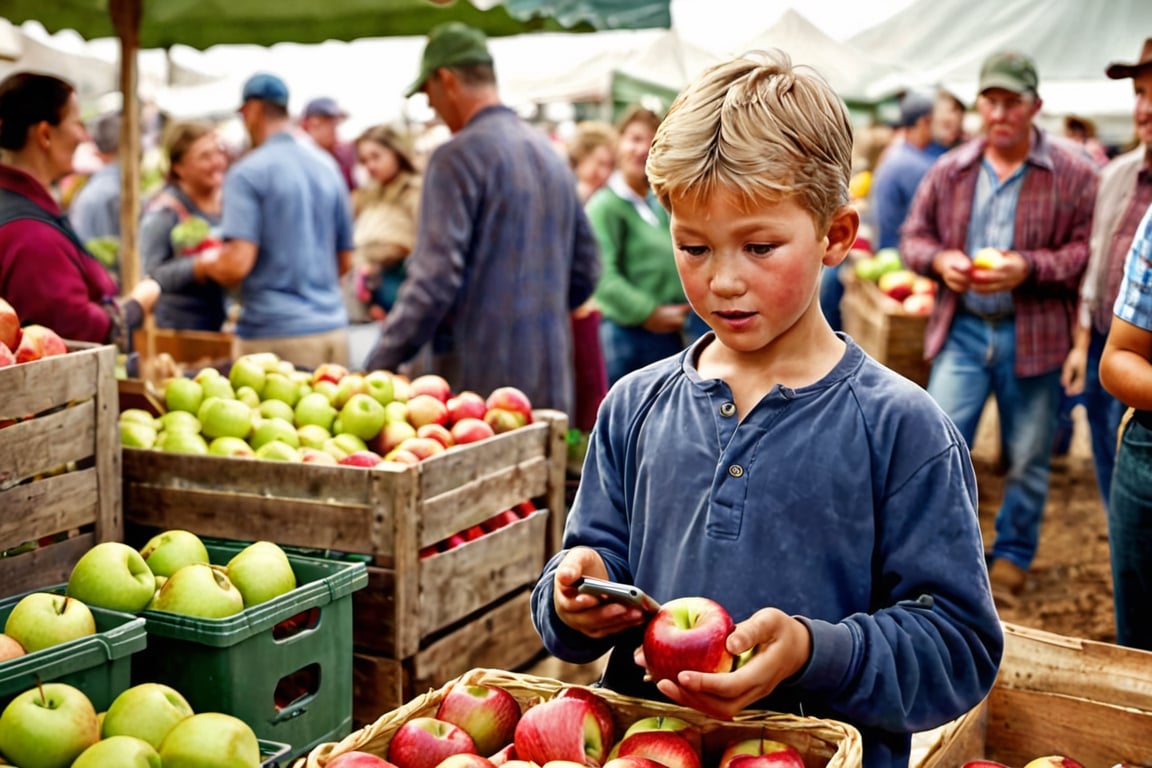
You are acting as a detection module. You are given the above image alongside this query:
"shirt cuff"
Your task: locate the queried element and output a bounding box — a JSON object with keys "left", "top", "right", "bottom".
{"left": 787, "top": 617, "right": 854, "bottom": 695}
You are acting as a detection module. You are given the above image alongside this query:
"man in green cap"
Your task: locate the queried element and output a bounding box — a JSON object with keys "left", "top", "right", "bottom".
{"left": 365, "top": 22, "right": 601, "bottom": 417}
{"left": 900, "top": 50, "right": 1098, "bottom": 608}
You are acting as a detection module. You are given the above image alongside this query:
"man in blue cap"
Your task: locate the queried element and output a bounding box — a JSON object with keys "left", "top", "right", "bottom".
{"left": 199, "top": 72, "right": 354, "bottom": 368}
{"left": 301, "top": 95, "right": 357, "bottom": 190}
{"left": 363, "top": 23, "right": 601, "bottom": 415}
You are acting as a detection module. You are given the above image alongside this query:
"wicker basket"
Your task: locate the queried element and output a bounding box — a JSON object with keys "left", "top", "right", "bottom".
{"left": 301, "top": 668, "right": 862, "bottom": 768}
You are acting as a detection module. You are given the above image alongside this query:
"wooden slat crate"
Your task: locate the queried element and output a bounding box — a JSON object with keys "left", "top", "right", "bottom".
{"left": 840, "top": 273, "right": 931, "bottom": 387}
{"left": 122, "top": 410, "right": 569, "bottom": 663}
{"left": 0, "top": 343, "right": 122, "bottom": 593}
{"left": 131, "top": 327, "right": 233, "bottom": 368}
{"left": 919, "top": 623, "right": 1152, "bottom": 767}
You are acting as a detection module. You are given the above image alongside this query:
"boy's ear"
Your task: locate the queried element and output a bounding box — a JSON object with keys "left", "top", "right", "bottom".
{"left": 823, "top": 205, "right": 860, "bottom": 267}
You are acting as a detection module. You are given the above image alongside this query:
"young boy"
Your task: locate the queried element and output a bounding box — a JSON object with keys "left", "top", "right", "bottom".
{"left": 530, "top": 51, "right": 1003, "bottom": 768}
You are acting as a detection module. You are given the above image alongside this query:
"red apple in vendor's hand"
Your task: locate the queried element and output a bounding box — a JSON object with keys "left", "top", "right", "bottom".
{"left": 0, "top": 298, "right": 20, "bottom": 350}
{"left": 555, "top": 687, "right": 615, "bottom": 754}
{"left": 643, "top": 597, "right": 735, "bottom": 683}
{"left": 387, "top": 717, "right": 477, "bottom": 768}
{"left": 409, "top": 374, "right": 452, "bottom": 403}
{"left": 513, "top": 697, "right": 606, "bottom": 767}
{"left": 435, "top": 683, "right": 521, "bottom": 757}
{"left": 971, "top": 247, "right": 1006, "bottom": 270}
{"left": 617, "top": 731, "right": 701, "bottom": 768}
{"left": 719, "top": 738, "right": 804, "bottom": 768}
{"left": 326, "top": 752, "right": 399, "bottom": 768}
{"left": 451, "top": 417, "right": 496, "bottom": 445}
{"left": 15, "top": 324, "right": 68, "bottom": 363}
{"left": 407, "top": 394, "right": 449, "bottom": 428}
{"left": 446, "top": 391, "right": 487, "bottom": 425}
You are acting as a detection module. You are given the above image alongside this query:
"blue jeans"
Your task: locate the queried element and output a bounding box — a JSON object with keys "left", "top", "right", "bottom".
{"left": 1082, "top": 329, "right": 1126, "bottom": 510}
{"left": 1109, "top": 416, "right": 1152, "bottom": 650}
{"left": 927, "top": 313, "right": 1061, "bottom": 570}
{"left": 600, "top": 316, "right": 701, "bottom": 386}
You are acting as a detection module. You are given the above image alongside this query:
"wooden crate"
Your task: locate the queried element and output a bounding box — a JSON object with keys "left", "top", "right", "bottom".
{"left": 919, "top": 623, "right": 1152, "bottom": 767}
{"left": 0, "top": 343, "right": 122, "bottom": 593}
{"left": 131, "top": 326, "right": 233, "bottom": 368}
{"left": 841, "top": 273, "right": 931, "bottom": 387}
{"left": 309, "top": 668, "right": 862, "bottom": 768}
{"left": 122, "top": 410, "right": 569, "bottom": 662}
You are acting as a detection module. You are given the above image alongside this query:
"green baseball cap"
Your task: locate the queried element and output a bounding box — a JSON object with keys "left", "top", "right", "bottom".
{"left": 406, "top": 22, "right": 494, "bottom": 97}
{"left": 978, "top": 51, "right": 1039, "bottom": 96}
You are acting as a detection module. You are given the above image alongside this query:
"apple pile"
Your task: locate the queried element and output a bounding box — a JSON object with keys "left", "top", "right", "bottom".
{"left": 0, "top": 679, "right": 263, "bottom": 768}
{"left": 324, "top": 681, "right": 805, "bottom": 768}
{"left": 852, "top": 247, "right": 936, "bottom": 316}
{"left": 418, "top": 501, "right": 537, "bottom": 560}
{"left": 964, "top": 757, "right": 1085, "bottom": 768}
{"left": 120, "top": 352, "right": 535, "bottom": 467}
{"left": 65, "top": 531, "right": 298, "bottom": 620}
{"left": 0, "top": 298, "right": 70, "bottom": 368}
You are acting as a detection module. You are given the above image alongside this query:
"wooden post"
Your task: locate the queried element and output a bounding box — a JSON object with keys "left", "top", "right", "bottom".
{"left": 111, "top": 0, "right": 142, "bottom": 292}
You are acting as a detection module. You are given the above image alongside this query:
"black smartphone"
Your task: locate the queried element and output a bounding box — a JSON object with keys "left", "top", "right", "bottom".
{"left": 574, "top": 576, "right": 662, "bottom": 613}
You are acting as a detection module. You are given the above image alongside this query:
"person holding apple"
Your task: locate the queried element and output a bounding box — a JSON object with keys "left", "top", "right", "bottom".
{"left": 900, "top": 51, "right": 1098, "bottom": 607}
{"left": 531, "top": 50, "right": 1003, "bottom": 768}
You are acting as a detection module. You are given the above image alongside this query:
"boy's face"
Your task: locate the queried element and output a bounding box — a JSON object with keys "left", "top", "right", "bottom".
{"left": 670, "top": 189, "right": 855, "bottom": 357}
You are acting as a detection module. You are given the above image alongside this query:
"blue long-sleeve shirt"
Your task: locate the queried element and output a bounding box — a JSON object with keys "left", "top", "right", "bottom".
{"left": 869, "top": 141, "right": 936, "bottom": 250}
{"left": 531, "top": 335, "right": 1002, "bottom": 768}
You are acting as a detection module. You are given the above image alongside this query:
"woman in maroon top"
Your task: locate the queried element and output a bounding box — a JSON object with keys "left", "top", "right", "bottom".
{"left": 0, "top": 72, "right": 158, "bottom": 346}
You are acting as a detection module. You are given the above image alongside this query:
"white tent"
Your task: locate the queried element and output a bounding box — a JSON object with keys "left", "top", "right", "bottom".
{"left": 848, "top": 0, "right": 1151, "bottom": 141}
{"left": 0, "top": 19, "right": 118, "bottom": 102}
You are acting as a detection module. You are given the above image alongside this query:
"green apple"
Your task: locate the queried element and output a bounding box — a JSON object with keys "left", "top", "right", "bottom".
{"left": 73, "top": 735, "right": 162, "bottom": 768}
{"left": 383, "top": 400, "right": 409, "bottom": 424}
{"left": 67, "top": 541, "right": 156, "bottom": 612}
{"left": 201, "top": 376, "right": 235, "bottom": 401}
{"left": 297, "top": 423, "right": 331, "bottom": 449}
{"left": 333, "top": 373, "right": 368, "bottom": 409}
{"left": 250, "top": 416, "right": 300, "bottom": 450}
{"left": 228, "top": 355, "right": 268, "bottom": 396}
{"left": 164, "top": 377, "right": 203, "bottom": 415}
{"left": 192, "top": 366, "right": 221, "bottom": 384}
{"left": 150, "top": 564, "right": 244, "bottom": 619}
{"left": 235, "top": 385, "right": 261, "bottom": 409}
{"left": 160, "top": 431, "right": 209, "bottom": 455}
{"left": 338, "top": 393, "right": 387, "bottom": 440}
{"left": 311, "top": 379, "right": 339, "bottom": 404}
{"left": 257, "top": 397, "right": 296, "bottom": 424}
{"left": 120, "top": 420, "right": 158, "bottom": 449}
{"left": 102, "top": 683, "right": 193, "bottom": 749}
{"left": 4, "top": 593, "right": 96, "bottom": 653}
{"left": 120, "top": 408, "right": 158, "bottom": 427}
{"left": 294, "top": 391, "right": 337, "bottom": 430}
{"left": 158, "top": 712, "right": 261, "bottom": 768}
{"left": 139, "top": 530, "right": 209, "bottom": 579}
{"left": 209, "top": 436, "right": 256, "bottom": 458}
{"left": 157, "top": 410, "right": 201, "bottom": 434}
{"left": 329, "top": 432, "right": 368, "bottom": 455}
{"left": 200, "top": 397, "right": 254, "bottom": 440}
{"left": 254, "top": 440, "right": 300, "bottom": 462}
{"left": 276, "top": 359, "right": 296, "bottom": 376}
{"left": 364, "top": 370, "right": 395, "bottom": 406}
{"left": 0, "top": 682, "right": 99, "bottom": 768}
{"left": 261, "top": 372, "right": 300, "bottom": 407}
{"left": 227, "top": 541, "right": 297, "bottom": 607}
{"left": 320, "top": 438, "right": 350, "bottom": 461}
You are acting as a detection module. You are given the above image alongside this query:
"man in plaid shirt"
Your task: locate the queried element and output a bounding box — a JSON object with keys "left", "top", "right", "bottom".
{"left": 901, "top": 51, "right": 1098, "bottom": 607}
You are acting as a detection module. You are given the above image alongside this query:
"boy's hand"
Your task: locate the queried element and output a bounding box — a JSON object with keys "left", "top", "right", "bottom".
{"left": 639, "top": 607, "right": 811, "bottom": 720}
{"left": 553, "top": 547, "right": 647, "bottom": 639}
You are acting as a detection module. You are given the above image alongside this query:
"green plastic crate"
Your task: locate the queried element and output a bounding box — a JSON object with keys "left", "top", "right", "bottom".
{"left": 260, "top": 739, "right": 291, "bottom": 768}
{"left": 0, "top": 587, "right": 147, "bottom": 712}
{"left": 133, "top": 540, "right": 368, "bottom": 761}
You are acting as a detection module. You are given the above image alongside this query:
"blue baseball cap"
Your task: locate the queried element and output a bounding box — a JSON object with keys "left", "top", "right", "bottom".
{"left": 241, "top": 73, "right": 289, "bottom": 109}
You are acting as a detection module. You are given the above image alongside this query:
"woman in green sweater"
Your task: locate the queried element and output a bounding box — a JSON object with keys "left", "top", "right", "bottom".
{"left": 587, "top": 105, "right": 702, "bottom": 384}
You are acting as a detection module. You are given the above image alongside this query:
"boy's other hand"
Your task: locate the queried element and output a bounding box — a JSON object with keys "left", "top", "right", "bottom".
{"left": 647, "top": 607, "right": 811, "bottom": 719}
{"left": 553, "top": 547, "right": 647, "bottom": 639}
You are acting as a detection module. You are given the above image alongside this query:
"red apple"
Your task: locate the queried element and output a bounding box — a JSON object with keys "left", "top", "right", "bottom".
{"left": 327, "top": 752, "right": 400, "bottom": 768}
{"left": 446, "top": 391, "right": 487, "bottom": 425}
{"left": 513, "top": 697, "right": 606, "bottom": 767}
{"left": 1021, "top": 758, "right": 1086, "bottom": 768}
{"left": 484, "top": 387, "right": 533, "bottom": 432}
{"left": 489, "top": 744, "right": 517, "bottom": 766}
{"left": 642, "top": 597, "right": 735, "bottom": 683}
{"left": 0, "top": 298, "right": 20, "bottom": 350}
{"left": 442, "top": 533, "right": 467, "bottom": 551}
{"left": 372, "top": 420, "right": 418, "bottom": 455}
{"left": 438, "top": 755, "right": 497, "bottom": 768}
{"left": 387, "top": 717, "right": 477, "bottom": 768}
{"left": 382, "top": 448, "right": 422, "bottom": 467}
{"left": 408, "top": 394, "right": 450, "bottom": 428}
{"left": 301, "top": 447, "right": 340, "bottom": 465}
{"left": 555, "top": 687, "right": 615, "bottom": 754}
{"left": 911, "top": 276, "right": 936, "bottom": 295}
{"left": 901, "top": 293, "right": 934, "bottom": 316}
{"left": 619, "top": 717, "right": 701, "bottom": 755}
{"left": 877, "top": 269, "right": 916, "bottom": 302}
{"left": 451, "top": 418, "right": 496, "bottom": 445}
{"left": 603, "top": 759, "right": 667, "bottom": 768}
{"left": 395, "top": 436, "right": 446, "bottom": 461}
{"left": 961, "top": 762, "right": 1012, "bottom": 768}
{"left": 435, "top": 683, "right": 522, "bottom": 757}
{"left": 515, "top": 501, "right": 536, "bottom": 518}
{"left": 15, "top": 324, "right": 67, "bottom": 363}
{"left": 482, "top": 509, "right": 520, "bottom": 533}
{"left": 417, "top": 423, "right": 455, "bottom": 449}
{"left": 484, "top": 409, "right": 528, "bottom": 435}
{"left": 617, "top": 731, "right": 701, "bottom": 768}
{"left": 312, "top": 363, "right": 349, "bottom": 386}
{"left": 409, "top": 374, "right": 453, "bottom": 403}
{"left": 0, "top": 341, "right": 15, "bottom": 368}
{"left": 719, "top": 738, "right": 804, "bottom": 768}
{"left": 464, "top": 525, "right": 486, "bottom": 542}
{"left": 339, "top": 450, "right": 384, "bottom": 468}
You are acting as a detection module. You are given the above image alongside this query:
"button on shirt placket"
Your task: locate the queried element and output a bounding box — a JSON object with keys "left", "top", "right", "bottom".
{"left": 710, "top": 398, "right": 745, "bottom": 539}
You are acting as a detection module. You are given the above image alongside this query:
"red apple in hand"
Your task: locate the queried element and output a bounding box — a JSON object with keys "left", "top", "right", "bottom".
{"left": 15, "top": 324, "right": 67, "bottom": 363}
{"left": 435, "top": 683, "right": 522, "bottom": 757}
{"left": 0, "top": 298, "right": 20, "bottom": 351}
{"left": 642, "top": 597, "right": 735, "bottom": 683}
{"left": 387, "top": 717, "right": 476, "bottom": 768}
{"left": 719, "top": 738, "right": 804, "bottom": 768}
{"left": 513, "top": 697, "right": 606, "bottom": 766}
{"left": 617, "top": 731, "right": 701, "bottom": 768}
{"left": 327, "top": 752, "right": 400, "bottom": 768}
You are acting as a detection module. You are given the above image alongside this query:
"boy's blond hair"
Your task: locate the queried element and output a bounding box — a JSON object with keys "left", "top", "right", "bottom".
{"left": 647, "top": 49, "right": 853, "bottom": 231}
